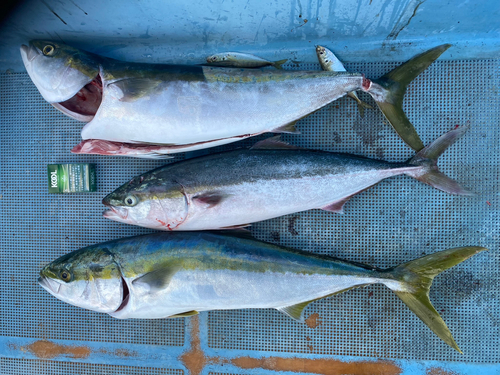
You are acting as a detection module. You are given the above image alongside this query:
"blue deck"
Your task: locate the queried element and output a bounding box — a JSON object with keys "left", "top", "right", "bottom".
{"left": 0, "top": 0, "right": 499, "bottom": 374}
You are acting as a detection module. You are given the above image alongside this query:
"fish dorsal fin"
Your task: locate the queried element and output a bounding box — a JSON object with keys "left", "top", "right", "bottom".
{"left": 109, "top": 78, "right": 161, "bottom": 102}
{"left": 192, "top": 191, "right": 230, "bottom": 208}
{"left": 251, "top": 136, "right": 302, "bottom": 150}
{"left": 168, "top": 310, "right": 199, "bottom": 318}
{"left": 277, "top": 300, "right": 315, "bottom": 322}
{"left": 272, "top": 121, "right": 301, "bottom": 134}
{"left": 132, "top": 267, "right": 177, "bottom": 294}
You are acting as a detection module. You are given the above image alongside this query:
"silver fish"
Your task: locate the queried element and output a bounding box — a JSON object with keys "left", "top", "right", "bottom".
{"left": 316, "top": 45, "right": 373, "bottom": 117}
{"left": 102, "top": 126, "right": 470, "bottom": 231}
{"left": 38, "top": 230, "right": 486, "bottom": 352}
{"left": 206, "top": 52, "right": 288, "bottom": 69}
{"left": 21, "top": 40, "right": 451, "bottom": 154}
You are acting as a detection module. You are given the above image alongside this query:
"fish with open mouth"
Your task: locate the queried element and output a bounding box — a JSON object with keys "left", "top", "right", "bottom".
{"left": 102, "top": 126, "right": 471, "bottom": 231}
{"left": 21, "top": 40, "right": 451, "bottom": 156}
{"left": 38, "top": 230, "right": 486, "bottom": 352}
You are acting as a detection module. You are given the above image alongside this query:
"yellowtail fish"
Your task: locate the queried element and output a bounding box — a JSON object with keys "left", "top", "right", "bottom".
{"left": 102, "top": 126, "right": 470, "bottom": 231}
{"left": 22, "top": 41, "right": 450, "bottom": 155}
{"left": 38, "top": 230, "right": 486, "bottom": 352}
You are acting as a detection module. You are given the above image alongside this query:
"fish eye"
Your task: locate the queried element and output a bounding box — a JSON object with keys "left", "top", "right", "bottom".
{"left": 59, "top": 270, "right": 72, "bottom": 282}
{"left": 43, "top": 45, "right": 55, "bottom": 56}
{"left": 124, "top": 195, "right": 138, "bottom": 206}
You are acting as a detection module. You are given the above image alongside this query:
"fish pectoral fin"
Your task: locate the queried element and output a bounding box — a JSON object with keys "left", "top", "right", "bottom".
{"left": 277, "top": 300, "right": 315, "bottom": 322}
{"left": 168, "top": 310, "right": 199, "bottom": 318}
{"left": 109, "top": 78, "right": 161, "bottom": 102}
{"left": 251, "top": 135, "right": 302, "bottom": 150}
{"left": 271, "top": 121, "right": 301, "bottom": 134}
{"left": 192, "top": 191, "right": 230, "bottom": 208}
{"left": 132, "top": 267, "right": 177, "bottom": 294}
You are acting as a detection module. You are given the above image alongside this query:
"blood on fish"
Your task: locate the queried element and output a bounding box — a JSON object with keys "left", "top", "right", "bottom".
{"left": 156, "top": 219, "right": 167, "bottom": 226}
{"left": 362, "top": 76, "right": 372, "bottom": 90}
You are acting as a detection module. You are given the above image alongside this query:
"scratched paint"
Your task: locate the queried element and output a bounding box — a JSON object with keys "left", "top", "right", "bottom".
{"left": 1, "top": 0, "right": 500, "bottom": 72}
{"left": 426, "top": 368, "right": 459, "bottom": 375}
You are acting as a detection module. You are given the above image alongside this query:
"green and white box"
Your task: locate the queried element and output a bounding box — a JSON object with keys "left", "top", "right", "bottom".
{"left": 47, "top": 164, "right": 97, "bottom": 193}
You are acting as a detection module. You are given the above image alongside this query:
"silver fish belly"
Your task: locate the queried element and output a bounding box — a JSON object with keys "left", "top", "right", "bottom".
{"left": 81, "top": 66, "right": 363, "bottom": 145}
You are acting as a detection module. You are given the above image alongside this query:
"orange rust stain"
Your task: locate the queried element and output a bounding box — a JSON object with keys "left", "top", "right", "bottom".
{"left": 24, "top": 340, "right": 91, "bottom": 359}
{"left": 179, "top": 315, "right": 401, "bottom": 375}
{"left": 180, "top": 316, "right": 209, "bottom": 375}
{"left": 305, "top": 313, "right": 322, "bottom": 329}
{"left": 231, "top": 356, "right": 401, "bottom": 375}
{"left": 426, "top": 368, "right": 460, "bottom": 375}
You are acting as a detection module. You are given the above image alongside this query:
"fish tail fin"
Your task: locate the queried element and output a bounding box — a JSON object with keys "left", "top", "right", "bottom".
{"left": 366, "top": 44, "right": 452, "bottom": 151}
{"left": 386, "top": 246, "right": 486, "bottom": 353}
{"left": 405, "top": 126, "right": 472, "bottom": 195}
{"left": 273, "top": 59, "right": 288, "bottom": 69}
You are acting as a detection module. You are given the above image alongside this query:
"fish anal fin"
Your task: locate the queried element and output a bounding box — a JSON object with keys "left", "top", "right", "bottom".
{"left": 279, "top": 284, "right": 372, "bottom": 323}
{"left": 272, "top": 121, "right": 300, "bottom": 134}
{"left": 192, "top": 191, "right": 229, "bottom": 208}
{"left": 168, "top": 310, "right": 199, "bottom": 318}
{"left": 277, "top": 300, "right": 314, "bottom": 322}
{"left": 251, "top": 136, "right": 302, "bottom": 150}
{"left": 132, "top": 267, "right": 177, "bottom": 294}
{"left": 109, "top": 78, "right": 161, "bottom": 102}
{"left": 321, "top": 184, "right": 380, "bottom": 214}
{"left": 321, "top": 197, "right": 351, "bottom": 213}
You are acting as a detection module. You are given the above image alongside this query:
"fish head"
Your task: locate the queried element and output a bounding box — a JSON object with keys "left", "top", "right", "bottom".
{"left": 39, "top": 246, "right": 125, "bottom": 313}
{"left": 20, "top": 40, "right": 101, "bottom": 121}
{"left": 206, "top": 54, "right": 223, "bottom": 63}
{"left": 102, "top": 174, "right": 188, "bottom": 230}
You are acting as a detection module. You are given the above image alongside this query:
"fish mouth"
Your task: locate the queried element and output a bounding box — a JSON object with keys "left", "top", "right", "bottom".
{"left": 38, "top": 276, "right": 61, "bottom": 294}
{"left": 102, "top": 205, "right": 129, "bottom": 221}
{"left": 52, "top": 73, "right": 103, "bottom": 122}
